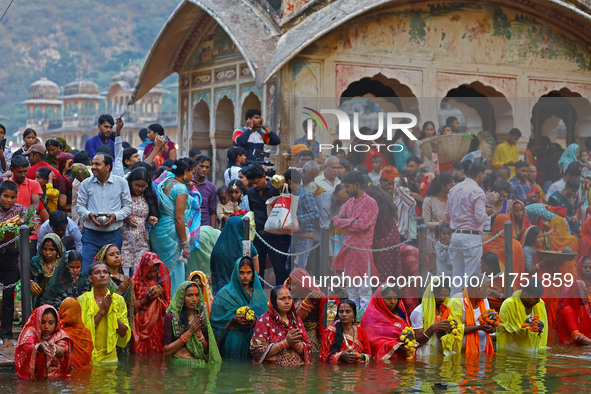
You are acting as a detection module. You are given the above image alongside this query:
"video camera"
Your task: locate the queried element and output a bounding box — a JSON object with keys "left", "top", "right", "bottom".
{"left": 246, "top": 149, "right": 276, "bottom": 177}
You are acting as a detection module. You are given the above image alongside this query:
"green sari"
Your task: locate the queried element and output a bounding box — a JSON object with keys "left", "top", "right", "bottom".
{"left": 210, "top": 258, "right": 267, "bottom": 360}
{"left": 166, "top": 281, "right": 221, "bottom": 367}
{"left": 32, "top": 234, "right": 66, "bottom": 309}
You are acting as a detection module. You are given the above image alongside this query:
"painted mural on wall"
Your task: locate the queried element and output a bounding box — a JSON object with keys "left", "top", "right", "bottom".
{"left": 301, "top": 2, "right": 591, "bottom": 72}
{"left": 188, "top": 25, "right": 242, "bottom": 69}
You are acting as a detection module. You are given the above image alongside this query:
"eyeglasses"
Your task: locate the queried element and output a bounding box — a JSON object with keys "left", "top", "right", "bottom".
{"left": 133, "top": 183, "right": 148, "bottom": 190}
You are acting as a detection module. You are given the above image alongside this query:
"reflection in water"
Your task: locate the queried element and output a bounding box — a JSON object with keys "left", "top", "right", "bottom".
{"left": 2, "top": 345, "right": 591, "bottom": 392}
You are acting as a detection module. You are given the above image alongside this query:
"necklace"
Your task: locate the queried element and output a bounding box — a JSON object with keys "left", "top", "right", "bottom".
{"left": 343, "top": 326, "right": 357, "bottom": 350}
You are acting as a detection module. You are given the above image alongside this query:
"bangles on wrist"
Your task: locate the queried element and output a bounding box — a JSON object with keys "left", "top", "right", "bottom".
{"left": 277, "top": 339, "right": 289, "bottom": 351}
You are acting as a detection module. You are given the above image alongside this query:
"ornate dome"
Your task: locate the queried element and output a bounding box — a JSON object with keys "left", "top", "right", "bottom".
{"left": 63, "top": 78, "right": 99, "bottom": 96}
{"left": 27, "top": 77, "right": 60, "bottom": 100}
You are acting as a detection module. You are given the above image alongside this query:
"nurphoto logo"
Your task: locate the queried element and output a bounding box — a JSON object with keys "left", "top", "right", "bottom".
{"left": 302, "top": 107, "right": 418, "bottom": 154}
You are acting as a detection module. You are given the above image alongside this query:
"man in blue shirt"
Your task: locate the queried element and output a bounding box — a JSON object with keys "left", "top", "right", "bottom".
{"left": 37, "top": 209, "right": 83, "bottom": 254}
{"left": 85, "top": 114, "right": 115, "bottom": 158}
{"left": 509, "top": 160, "right": 537, "bottom": 204}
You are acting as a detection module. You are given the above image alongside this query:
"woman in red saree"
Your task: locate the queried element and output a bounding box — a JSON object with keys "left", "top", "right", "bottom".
{"left": 286, "top": 268, "right": 327, "bottom": 355}
{"left": 557, "top": 280, "right": 591, "bottom": 346}
{"left": 58, "top": 297, "right": 93, "bottom": 369}
{"left": 359, "top": 285, "right": 410, "bottom": 361}
{"left": 510, "top": 200, "right": 531, "bottom": 241}
{"left": 578, "top": 215, "right": 591, "bottom": 260}
{"left": 15, "top": 305, "right": 72, "bottom": 380}
{"left": 578, "top": 256, "right": 591, "bottom": 286}
{"left": 250, "top": 286, "right": 311, "bottom": 365}
{"left": 482, "top": 214, "right": 525, "bottom": 285}
{"left": 131, "top": 252, "right": 172, "bottom": 354}
{"left": 320, "top": 299, "right": 371, "bottom": 364}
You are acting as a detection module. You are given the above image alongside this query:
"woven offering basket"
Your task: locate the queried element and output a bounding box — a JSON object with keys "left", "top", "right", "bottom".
{"left": 419, "top": 133, "right": 474, "bottom": 164}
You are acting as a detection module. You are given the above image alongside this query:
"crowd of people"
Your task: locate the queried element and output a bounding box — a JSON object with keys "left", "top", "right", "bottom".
{"left": 2, "top": 111, "right": 591, "bottom": 380}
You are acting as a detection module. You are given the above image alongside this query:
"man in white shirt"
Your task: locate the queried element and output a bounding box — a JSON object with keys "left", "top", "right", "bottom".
{"left": 545, "top": 162, "right": 581, "bottom": 202}
{"left": 314, "top": 155, "right": 342, "bottom": 193}
{"left": 224, "top": 146, "right": 246, "bottom": 185}
{"left": 77, "top": 152, "right": 132, "bottom": 274}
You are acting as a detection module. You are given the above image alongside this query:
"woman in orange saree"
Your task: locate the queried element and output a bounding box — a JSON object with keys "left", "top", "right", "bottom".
{"left": 58, "top": 297, "right": 93, "bottom": 369}
{"left": 131, "top": 252, "right": 172, "bottom": 354}
{"left": 483, "top": 214, "right": 525, "bottom": 286}
{"left": 360, "top": 285, "right": 411, "bottom": 361}
{"left": 543, "top": 216, "right": 579, "bottom": 329}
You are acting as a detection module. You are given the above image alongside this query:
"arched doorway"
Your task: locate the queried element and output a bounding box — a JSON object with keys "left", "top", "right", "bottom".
{"left": 192, "top": 100, "right": 210, "bottom": 150}
{"left": 531, "top": 88, "right": 591, "bottom": 147}
{"left": 440, "top": 82, "right": 514, "bottom": 139}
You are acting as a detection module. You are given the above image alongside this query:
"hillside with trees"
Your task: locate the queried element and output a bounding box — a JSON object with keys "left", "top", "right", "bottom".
{"left": 0, "top": 0, "right": 180, "bottom": 137}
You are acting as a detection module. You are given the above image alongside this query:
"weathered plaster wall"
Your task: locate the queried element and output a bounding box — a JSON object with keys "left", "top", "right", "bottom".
{"left": 286, "top": 1, "right": 591, "bottom": 147}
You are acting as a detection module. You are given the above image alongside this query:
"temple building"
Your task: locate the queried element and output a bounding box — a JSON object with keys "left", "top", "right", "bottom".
{"left": 132, "top": 0, "right": 591, "bottom": 183}
{"left": 22, "top": 77, "right": 62, "bottom": 131}
{"left": 22, "top": 66, "right": 177, "bottom": 149}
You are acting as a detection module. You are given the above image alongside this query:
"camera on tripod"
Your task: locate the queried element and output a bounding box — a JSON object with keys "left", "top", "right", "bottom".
{"left": 246, "top": 149, "right": 276, "bottom": 177}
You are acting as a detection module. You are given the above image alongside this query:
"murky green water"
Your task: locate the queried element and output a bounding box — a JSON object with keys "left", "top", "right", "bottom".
{"left": 1, "top": 344, "right": 590, "bottom": 392}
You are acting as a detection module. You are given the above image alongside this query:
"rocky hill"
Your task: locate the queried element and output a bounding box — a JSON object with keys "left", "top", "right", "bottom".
{"left": 0, "top": 0, "right": 180, "bottom": 136}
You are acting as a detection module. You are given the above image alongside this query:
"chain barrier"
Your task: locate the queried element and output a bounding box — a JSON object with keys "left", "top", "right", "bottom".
{"left": 0, "top": 236, "right": 17, "bottom": 250}
{"left": 427, "top": 229, "right": 505, "bottom": 251}
{"left": 330, "top": 236, "right": 413, "bottom": 252}
{"left": 259, "top": 276, "right": 275, "bottom": 288}
{"left": 251, "top": 228, "right": 321, "bottom": 257}
{"left": 0, "top": 280, "right": 19, "bottom": 290}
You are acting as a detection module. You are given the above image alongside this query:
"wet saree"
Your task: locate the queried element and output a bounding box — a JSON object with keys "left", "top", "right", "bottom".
{"left": 210, "top": 259, "right": 267, "bottom": 360}
{"left": 131, "top": 252, "right": 171, "bottom": 354}
{"left": 151, "top": 173, "right": 191, "bottom": 293}
{"left": 289, "top": 268, "right": 327, "bottom": 355}
{"left": 15, "top": 305, "right": 72, "bottom": 380}
{"left": 164, "top": 281, "right": 221, "bottom": 366}
{"left": 250, "top": 302, "right": 312, "bottom": 365}
{"left": 319, "top": 325, "right": 371, "bottom": 364}
{"left": 360, "top": 286, "right": 410, "bottom": 361}
{"left": 546, "top": 216, "right": 579, "bottom": 328}
{"left": 497, "top": 290, "right": 548, "bottom": 351}
{"left": 557, "top": 280, "right": 591, "bottom": 345}
{"left": 58, "top": 297, "right": 93, "bottom": 369}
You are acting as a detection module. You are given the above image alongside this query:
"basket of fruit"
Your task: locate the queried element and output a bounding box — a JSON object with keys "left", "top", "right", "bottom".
{"left": 0, "top": 208, "right": 36, "bottom": 244}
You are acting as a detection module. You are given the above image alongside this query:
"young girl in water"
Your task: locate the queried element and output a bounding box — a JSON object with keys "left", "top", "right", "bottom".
{"left": 15, "top": 305, "right": 72, "bottom": 380}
